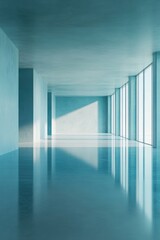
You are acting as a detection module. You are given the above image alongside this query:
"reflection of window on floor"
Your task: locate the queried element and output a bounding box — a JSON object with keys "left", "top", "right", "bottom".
{"left": 136, "top": 147, "right": 152, "bottom": 222}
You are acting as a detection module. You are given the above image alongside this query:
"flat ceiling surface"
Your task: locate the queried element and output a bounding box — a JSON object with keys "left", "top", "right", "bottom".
{"left": 0, "top": 0, "right": 159, "bottom": 95}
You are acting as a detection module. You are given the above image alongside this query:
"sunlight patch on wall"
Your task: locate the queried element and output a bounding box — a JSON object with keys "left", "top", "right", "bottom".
{"left": 56, "top": 101, "right": 98, "bottom": 134}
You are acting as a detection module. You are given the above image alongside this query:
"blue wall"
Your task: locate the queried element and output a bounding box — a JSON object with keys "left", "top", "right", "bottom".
{"left": 0, "top": 29, "right": 18, "bottom": 155}
{"left": 55, "top": 96, "right": 108, "bottom": 134}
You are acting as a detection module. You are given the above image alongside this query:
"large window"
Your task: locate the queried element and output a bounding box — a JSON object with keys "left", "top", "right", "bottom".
{"left": 110, "top": 64, "right": 152, "bottom": 145}
{"left": 136, "top": 65, "right": 152, "bottom": 145}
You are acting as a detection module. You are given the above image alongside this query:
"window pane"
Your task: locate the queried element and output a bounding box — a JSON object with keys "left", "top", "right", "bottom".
{"left": 144, "top": 65, "right": 152, "bottom": 144}
{"left": 138, "top": 72, "right": 144, "bottom": 142}
{"left": 122, "top": 85, "right": 126, "bottom": 137}
{"left": 113, "top": 94, "right": 115, "bottom": 134}
{"left": 120, "top": 88, "right": 123, "bottom": 136}
{"left": 126, "top": 84, "right": 129, "bottom": 138}
{"left": 111, "top": 95, "right": 113, "bottom": 133}
{"left": 136, "top": 76, "right": 139, "bottom": 140}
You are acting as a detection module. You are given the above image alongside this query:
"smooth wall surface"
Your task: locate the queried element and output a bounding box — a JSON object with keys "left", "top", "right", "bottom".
{"left": 0, "top": 29, "right": 18, "bottom": 155}
{"left": 55, "top": 97, "right": 108, "bottom": 134}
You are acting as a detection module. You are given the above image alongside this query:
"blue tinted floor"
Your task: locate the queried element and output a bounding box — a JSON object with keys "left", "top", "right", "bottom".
{"left": 0, "top": 135, "right": 160, "bottom": 240}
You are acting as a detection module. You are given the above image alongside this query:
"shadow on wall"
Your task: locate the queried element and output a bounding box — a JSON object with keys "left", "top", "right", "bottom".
{"left": 55, "top": 97, "right": 108, "bottom": 134}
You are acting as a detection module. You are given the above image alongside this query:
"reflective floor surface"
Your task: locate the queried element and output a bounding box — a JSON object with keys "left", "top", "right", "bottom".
{"left": 0, "top": 135, "right": 160, "bottom": 240}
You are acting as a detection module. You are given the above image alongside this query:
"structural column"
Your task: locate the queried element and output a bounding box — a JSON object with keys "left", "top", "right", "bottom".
{"left": 19, "top": 69, "right": 47, "bottom": 143}
{"left": 153, "top": 52, "right": 160, "bottom": 147}
{"left": 47, "top": 90, "right": 56, "bottom": 136}
{"left": 115, "top": 88, "right": 120, "bottom": 136}
{"left": 128, "top": 76, "right": 136, "bottom": 140}
{"left": 107, "top": 96, "right": 111, "bottom": 133}
{"left": 48, "top": 92, "right": 52, "bottom": 136}
{"left": 19, "top": 69, "right": 34, "bottom": 143}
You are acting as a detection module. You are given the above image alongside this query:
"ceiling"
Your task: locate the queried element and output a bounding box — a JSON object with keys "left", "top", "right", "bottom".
{"left": 0, "top": 0, "right": 159, "bottom": 95}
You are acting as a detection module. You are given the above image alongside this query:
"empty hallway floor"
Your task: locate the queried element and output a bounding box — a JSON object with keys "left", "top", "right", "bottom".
{"left": 0, "top": 134, "right": 159, "bottom": 240}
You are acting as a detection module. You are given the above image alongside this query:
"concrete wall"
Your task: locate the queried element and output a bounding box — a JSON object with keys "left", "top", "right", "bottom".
{"left": 19, "top": 69, "right": 47, "bottom": 143}
{"left": 0, "top": 29, "right": 18, "bottom": 155}
{"left": 55, "top": 96, "right": 108, "bottom": 134}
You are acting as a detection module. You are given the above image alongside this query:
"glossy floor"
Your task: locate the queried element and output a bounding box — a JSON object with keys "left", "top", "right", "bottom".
{"left": 0, "top": 135, "right": 160, "bottom": 240}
